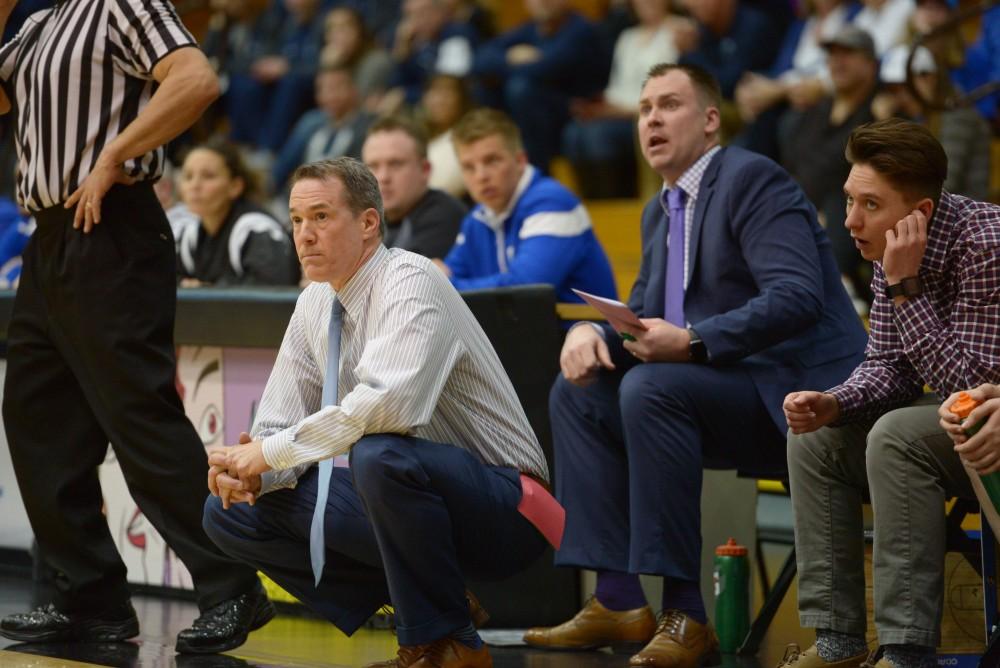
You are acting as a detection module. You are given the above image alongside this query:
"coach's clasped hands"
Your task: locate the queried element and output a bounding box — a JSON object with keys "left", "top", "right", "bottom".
{"left": 207, "top": 432, "right": 271, "bottom": 509}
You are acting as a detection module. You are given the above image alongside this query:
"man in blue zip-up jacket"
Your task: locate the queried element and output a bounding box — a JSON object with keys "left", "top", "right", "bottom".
{"left": 434, "top": 108, "right": 617, "bottom": 304}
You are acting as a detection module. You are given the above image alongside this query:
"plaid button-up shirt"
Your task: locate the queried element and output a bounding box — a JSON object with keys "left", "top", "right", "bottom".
{"left": 830, "top": 192, "right": 1000, "bottom": 423}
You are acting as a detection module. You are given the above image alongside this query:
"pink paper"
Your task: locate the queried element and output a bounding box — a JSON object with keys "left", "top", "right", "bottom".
{"left": 518, "top": 474, "right": 566, "bottom": 549}
{"left": 571, "top": 289, "right": 647, "bottom": 330}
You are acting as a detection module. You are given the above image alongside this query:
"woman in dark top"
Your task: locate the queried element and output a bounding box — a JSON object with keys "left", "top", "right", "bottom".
{"left": 176, "top": 139, "right": 298, "bottom": 286}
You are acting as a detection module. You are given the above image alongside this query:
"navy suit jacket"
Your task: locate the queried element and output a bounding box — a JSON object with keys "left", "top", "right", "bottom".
{"left": 604, "top": 146, "right": 867, "bottom": 447}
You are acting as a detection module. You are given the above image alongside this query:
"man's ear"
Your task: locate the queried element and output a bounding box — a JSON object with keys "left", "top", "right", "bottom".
{"left": 915, "top": 197, "right": 934, "bottom": 222}
{"left": 704, "top": 106, "right": 721, "bottom": 137}
{"left": 362, "top": 208, "right": 381, "bottom": 239}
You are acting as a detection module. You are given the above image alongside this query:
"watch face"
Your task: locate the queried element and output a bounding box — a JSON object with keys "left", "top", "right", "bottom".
{"left": 902, "top": 277, "right": 922, "bottom": 296}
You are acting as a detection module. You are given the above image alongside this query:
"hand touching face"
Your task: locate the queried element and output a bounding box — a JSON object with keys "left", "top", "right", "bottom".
{"left": 881, "top": 209, "right": 928, "bottom": 285}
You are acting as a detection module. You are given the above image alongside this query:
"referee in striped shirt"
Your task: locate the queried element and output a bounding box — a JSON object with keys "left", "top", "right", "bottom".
{"left": 0, "top": 0, "right": 273, "bottom": 653}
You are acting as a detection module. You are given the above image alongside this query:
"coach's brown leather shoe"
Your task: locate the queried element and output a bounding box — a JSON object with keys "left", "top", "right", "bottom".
{"left": 629, "top": 610, "right": 720, "bottom": 668}
{"left": 523, "top": 596, "right": 656, "bottom": 651}
{"left": 366, "top": 638, "right": 492, "bottom": 668}
{"left": 410, "top": 638, "right": 492, "bottom": 667}
{"left": 366, "top": 591, "right": 487, "bottom": 667}
{"left": 365, "top": 644, "right": 422, "bottom": 668}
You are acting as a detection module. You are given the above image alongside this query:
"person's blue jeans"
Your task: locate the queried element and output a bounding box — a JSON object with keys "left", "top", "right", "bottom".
{"left": 203, "top": 434, "right": 546, "bottom": 644}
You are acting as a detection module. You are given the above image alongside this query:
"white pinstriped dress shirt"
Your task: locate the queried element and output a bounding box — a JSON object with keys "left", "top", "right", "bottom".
{"left": 257, "top": 245, "right": 549, "bottom": 494}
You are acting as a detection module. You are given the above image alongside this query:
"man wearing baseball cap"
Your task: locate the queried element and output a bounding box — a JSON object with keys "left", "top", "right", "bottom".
{"left": 781, "top": 24, "right": 879, "bottom": 306}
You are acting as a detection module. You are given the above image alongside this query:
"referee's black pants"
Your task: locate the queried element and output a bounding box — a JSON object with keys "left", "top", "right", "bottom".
{"left": 2, "top": 183, "right": 259, "bottom": 614}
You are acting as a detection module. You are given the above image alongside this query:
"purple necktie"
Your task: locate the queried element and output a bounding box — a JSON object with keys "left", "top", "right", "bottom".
{"left": 664, "top": 187, "right": 687, "bottom": 326}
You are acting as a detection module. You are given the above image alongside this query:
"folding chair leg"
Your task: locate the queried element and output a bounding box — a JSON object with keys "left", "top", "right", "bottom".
{"left": 756, "top": 536, "right": 772, "bottom": 599}
{"left": 738, "top": 546, "right": 796, "bottom": 656}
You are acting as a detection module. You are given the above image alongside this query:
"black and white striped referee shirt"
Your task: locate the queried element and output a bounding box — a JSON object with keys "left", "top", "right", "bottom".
{"left": 0, "top": 0, "right": 196, "bottom": 213}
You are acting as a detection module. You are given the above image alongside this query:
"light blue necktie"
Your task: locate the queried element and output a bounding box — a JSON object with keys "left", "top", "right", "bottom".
{"left": 309, "top": 297, "right": 343, "bottom": 586}
{"left": 664, "top": 187, "right": 687, "bottom": 327}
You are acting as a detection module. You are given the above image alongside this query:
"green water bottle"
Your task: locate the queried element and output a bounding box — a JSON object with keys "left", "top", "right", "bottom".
{"left": 951, "top": 392, "right": 1000, "bottom": 512}
{"left": 713, "top": 537, "right": 750, "bottom": 653}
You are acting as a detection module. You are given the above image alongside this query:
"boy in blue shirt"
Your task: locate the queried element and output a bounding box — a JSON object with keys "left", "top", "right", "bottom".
{"left": 433, "top": 108, "right": 616, "bottom": 304}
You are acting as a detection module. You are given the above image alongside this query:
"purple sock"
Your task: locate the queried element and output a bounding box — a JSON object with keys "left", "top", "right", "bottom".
{"left": 594, "top": 570, "right": 647, "bottom": 611}
{"left": 661, "top": 577, "right": 707, "bottom": 624}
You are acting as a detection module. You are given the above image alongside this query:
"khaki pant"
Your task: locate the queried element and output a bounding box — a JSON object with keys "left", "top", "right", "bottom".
{"left": 788, "top": 397, "right": 975, "bottom": 647}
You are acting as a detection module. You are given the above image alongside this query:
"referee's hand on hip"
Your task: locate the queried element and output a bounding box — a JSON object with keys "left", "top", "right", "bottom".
{"left": 64, "top": 159, "right": 137, "bottom": 234}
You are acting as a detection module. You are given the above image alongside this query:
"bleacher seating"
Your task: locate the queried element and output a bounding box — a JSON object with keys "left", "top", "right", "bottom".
{"left": 587, "top": 199, "right": 645, "bottom": 300}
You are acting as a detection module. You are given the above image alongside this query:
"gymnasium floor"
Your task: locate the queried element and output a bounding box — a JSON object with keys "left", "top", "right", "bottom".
{"left": 0, "top": 571, "right": 801, "bottom": 668}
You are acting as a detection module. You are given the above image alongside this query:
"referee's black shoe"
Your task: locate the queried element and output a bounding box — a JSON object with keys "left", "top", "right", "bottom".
{"left": 0, "top": 601, "right": 139, "bottom": 643}
{"left": 175, "top": 581, "right": 275, "bottom": 654}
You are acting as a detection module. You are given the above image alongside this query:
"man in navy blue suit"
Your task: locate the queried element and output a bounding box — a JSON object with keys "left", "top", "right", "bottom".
{"left": 524, "top": 63, "right": 868, "bottom": 668}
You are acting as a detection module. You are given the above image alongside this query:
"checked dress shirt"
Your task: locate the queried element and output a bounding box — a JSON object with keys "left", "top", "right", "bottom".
{"left": 829, "top": 191, "right": 1000, "bottom": 423}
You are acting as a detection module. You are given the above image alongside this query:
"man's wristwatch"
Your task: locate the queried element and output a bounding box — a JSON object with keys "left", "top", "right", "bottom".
{"left": 687, "top": 327, "right": 708, "bottom": 363}
{"left": 885, "top": 276, "right": 923, "bottom": 300}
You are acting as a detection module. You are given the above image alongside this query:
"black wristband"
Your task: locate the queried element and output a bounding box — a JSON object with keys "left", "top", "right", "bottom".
{"left": 885, "top": 276, "right": 922, "bottom": 299}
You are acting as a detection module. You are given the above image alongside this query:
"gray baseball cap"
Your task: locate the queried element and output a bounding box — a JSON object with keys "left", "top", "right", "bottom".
{"left": 821, "top": 25, "right": 877, "bottom": 60}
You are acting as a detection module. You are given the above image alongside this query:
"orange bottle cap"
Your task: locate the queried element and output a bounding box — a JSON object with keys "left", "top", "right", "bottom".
{"left": 715, "top": 537, "right": 747, "bottom": 556}
{"left": 950, "top": 391, "right": 981, "bottom": 419}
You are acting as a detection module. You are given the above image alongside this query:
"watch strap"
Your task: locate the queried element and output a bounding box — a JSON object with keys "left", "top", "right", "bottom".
{"left": 687, "top": 327, "right": 708, "bottom": 363}
{"left": 886, "top": 276, "right": 922, "bottom": 299}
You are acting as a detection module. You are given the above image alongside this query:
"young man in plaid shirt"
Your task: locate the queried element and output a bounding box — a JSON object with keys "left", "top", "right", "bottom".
{"left": 781, "top": 117, "right": 1000, "bottom": 668}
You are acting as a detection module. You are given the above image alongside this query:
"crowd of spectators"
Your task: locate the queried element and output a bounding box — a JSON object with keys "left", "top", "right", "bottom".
{"left": 0, "top": 0, "right": 995, "bottom": 310}
{"left": 1, "top": 3, "right": 999, "bottom": 664}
